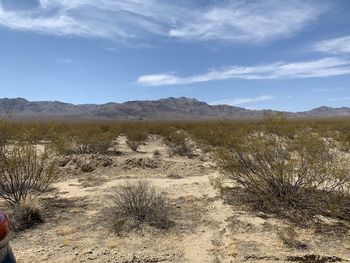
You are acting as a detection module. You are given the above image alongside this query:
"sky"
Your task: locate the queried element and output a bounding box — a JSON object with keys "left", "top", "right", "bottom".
{"left": 0, "top": 0, "right": 350, "bottom": 112}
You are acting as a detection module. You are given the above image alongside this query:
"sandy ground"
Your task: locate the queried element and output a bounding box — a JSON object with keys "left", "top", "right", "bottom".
{"left": 8, "top": 137, "right": 350, "bottom": 263}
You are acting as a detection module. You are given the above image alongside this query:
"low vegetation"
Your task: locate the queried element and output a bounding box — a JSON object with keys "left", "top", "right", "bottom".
{"left": 51, "top": 127, "right": 114, "bottom": 155}
{"left": 277, "top": 226, "right": 308, "bottom": 250}
{"left": 164, "top": 131, "right": 194, "bottom": 157}
{"left": 0, "top": 145, "right": 58, "bottom": 206}
{"left": 215, "top": 118, "right": 350, "bottom": 222}
{"left": 0, "top": 144, "right": 58, "bottom": 231}
{"left": 9, "top": 198, "right": 43, "bottom": 232}
{"left": 126, "top": 130, "right": 148, "bottom": 152}
{"left": 107, "top": 181, "right": 172, "bottom": 235}
{"left": 1, "top": 116, "right": 350, "bottom": 261}
{"left": 1, "top": 116, "right": 350, "bottom": 232}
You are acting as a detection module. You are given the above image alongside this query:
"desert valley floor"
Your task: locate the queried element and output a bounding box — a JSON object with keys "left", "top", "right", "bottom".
{"left": 8, "top": 136, "right": 350, "bottom": 263}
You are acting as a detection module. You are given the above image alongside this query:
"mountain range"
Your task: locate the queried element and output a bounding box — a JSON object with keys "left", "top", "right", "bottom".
{"left": 0, "top": 97, "right": 349, "bottom": 120}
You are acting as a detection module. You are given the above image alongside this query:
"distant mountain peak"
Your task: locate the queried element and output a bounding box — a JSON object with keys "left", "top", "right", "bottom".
{"left": 304, "top": 105, "right": 350, "bottom": 116}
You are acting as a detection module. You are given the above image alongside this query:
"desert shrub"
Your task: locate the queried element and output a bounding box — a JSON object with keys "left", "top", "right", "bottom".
{"left": 261, "top": 112, "right": 297, "bottom": 139}
{"left": 164, "top": 131, "right": 194, "bottom": 157}
{"left": 108, "top": 181, "right": 172, "bottom": 234}
{"left": 126, "top": 130, "right": 148, "bottom": 151}
{"left": 337, "top": 132, "right": 350, "bottom": 152}
{"left": 9, "top": 198, "right": 43, "bottom": 232}
{"left": 0, "top": 117, "right": 13, "bottom": 150}
{"left": 216, "top": 125, "right": 350, "bottom": 221}
{"left": 209, "top": 175, "right": 225, "bottom": 198}
{"left": 277, "top": 226, "right": 308, "bottom": 249}
{"left": 51, "top": 128, "right": 114, "bottom": 155}
{"left": 50, "top": 134, "right": 71, "bottom": 155}
{"left": 73, "top": 134, "right": 112, "bottom": 154}
{"left": 0, "top": 145, "right": 58, "bottom": 206}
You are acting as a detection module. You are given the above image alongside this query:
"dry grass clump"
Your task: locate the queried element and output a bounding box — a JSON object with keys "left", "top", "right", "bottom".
{"left": 277, "top": 226, "right": 308, "bottom": 250}
{"left": 209, "top": 175, "right": 225, "bottom": 198}
{"left": 107, "top": 181, "right": 172, "bottom": 235}
{"left": 216, "top": 118, "right": 350, "bottom": 222}
{"left": 9, "top": 198, "right": 43, "bottom": 232}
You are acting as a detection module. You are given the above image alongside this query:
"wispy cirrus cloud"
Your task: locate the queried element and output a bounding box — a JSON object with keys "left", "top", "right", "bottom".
{"left": 211, "top": 96, "right": 274, "bottom": 106}
{"left": 313, "top": 87, "right": 344, "bottom": 92}
{"left": 170, "top": 0, "right": 326, "bottom": 43}
{"left": 0, "top": 0, "right": 326, "bottom": 44}
{"left": 0, "top": 0, "right": 179, "bottom": 39}
{"left": 137, "top": 57, "right": 350, "bottom": 86}
{"left": 313, "top": 35, "right": 350, "bottom": 54}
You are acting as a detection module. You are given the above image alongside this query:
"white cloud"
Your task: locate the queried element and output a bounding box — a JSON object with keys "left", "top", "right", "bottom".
{"left": 137, "top": 57, "right": 350, "bottom": 86}
{"left": 170, "top": 0, "right": 326, "bottom": 43}
{"left": 313, "top": 36, "right": 350, "bottom": 54}
{"left": 211, "top": 96, "right": 274, "bottom": 106}
{"left": 0, "top": 0, "right": 326, "bottom": 43}
{"left": 0, "top": 0, "right": 179, "bottom": 39}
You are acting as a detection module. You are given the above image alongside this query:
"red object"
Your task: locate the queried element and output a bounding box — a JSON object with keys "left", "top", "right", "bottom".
{"left": 0, "top": 212, "right": 9, "bottom": 241}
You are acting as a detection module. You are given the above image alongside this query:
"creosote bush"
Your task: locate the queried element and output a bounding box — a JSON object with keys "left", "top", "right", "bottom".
{"left": 0, "top": 145, "right": 58, "bottom": 206}
{"left": 164, "top": 131, "right": 194, "bottom": 157}
{"left": 108, "top": 181, "right": 172, "bottom": 234}
{"left": 126, "top": 131, "right": 148, "bottom": 152}
{"left": 51, "top": 128, "right": 114, "bottom": 155}
{"left": 216, "top": 119, "right": 350, "bottom": 221}
{"left": 0, "top": 117, "right": 12, "bottom": 149}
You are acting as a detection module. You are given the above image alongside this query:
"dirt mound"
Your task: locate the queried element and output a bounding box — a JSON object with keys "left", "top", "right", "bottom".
{"left": 57, "top": 154, "right": 113, "bottom": 173}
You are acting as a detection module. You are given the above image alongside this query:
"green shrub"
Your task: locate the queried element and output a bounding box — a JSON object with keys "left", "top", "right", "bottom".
{"left": 0, "top": 145, "right": 58, "bottom": 206}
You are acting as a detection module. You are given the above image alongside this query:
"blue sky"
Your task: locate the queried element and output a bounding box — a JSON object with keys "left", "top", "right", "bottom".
{"left": 0, "top": 0, "right": 350, "bottom": 111}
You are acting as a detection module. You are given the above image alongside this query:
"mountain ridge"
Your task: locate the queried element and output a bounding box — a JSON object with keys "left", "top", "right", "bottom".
{"left": 0, "top": 97, "right": 349, "bottom": 120}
